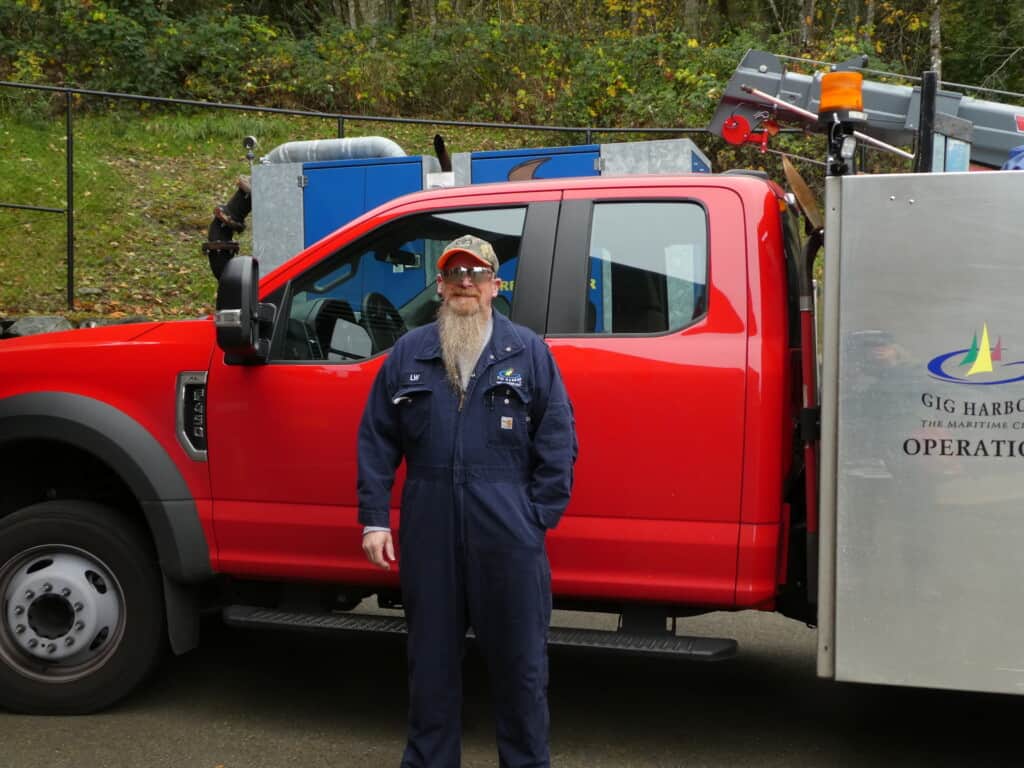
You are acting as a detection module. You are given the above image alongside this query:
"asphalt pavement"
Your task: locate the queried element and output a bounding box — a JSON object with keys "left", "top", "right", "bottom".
{"left": 2, "top": 609, "right": 1023, "bottom": 767}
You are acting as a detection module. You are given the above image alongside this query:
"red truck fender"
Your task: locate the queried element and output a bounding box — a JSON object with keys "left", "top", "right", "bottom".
{"left": 0, "top": 391, "right": 211, "bottom": 658}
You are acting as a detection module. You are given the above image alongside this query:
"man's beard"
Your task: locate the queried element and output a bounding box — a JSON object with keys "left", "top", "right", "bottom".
{"left": 437, "top": 296, "right": 487, "bottom": 392}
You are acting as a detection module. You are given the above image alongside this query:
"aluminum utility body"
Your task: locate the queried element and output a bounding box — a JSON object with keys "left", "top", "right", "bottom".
{"left": 2, "top": 53, "right": 1024, "bottom": 714}
{"left": 818, "top": 169, "right": 1024, "bottom": 695}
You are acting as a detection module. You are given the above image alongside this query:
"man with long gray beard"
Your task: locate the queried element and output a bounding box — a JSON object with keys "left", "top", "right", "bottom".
{"left": 357, "top": 234, "right": 577, "bottom": 768}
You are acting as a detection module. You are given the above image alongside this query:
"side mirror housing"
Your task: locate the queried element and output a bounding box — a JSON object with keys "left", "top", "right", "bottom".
{"left": 214, "top": 256, "right": 276, "bottom": 364}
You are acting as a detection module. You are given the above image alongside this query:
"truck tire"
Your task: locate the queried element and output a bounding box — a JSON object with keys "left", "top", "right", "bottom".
{"left": 0, "top": 500, "right": 165, "bottom": 714}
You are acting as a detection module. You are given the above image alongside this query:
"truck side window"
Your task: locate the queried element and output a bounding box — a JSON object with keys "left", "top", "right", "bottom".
{"left": 585, "top": 202, "right": 708, "bottom": 334}
{"left": 277, "top": 207, "right": 527, "bottom": 362}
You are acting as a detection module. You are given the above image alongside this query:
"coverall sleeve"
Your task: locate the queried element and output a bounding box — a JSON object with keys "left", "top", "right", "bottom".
{"left": 357, "top": 356, "right": 403, "bottom": 528}
{"left": 529, "top": 340, "right": 578, "bottom": 530}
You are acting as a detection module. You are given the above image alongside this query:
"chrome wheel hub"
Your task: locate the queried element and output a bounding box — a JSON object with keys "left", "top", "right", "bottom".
{"left": 2, "top": 548, "right": 124, "bottom": 677}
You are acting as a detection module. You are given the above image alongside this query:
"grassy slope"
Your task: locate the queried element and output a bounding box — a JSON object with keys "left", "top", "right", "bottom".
{"left": 0, "top": 99, "right": 580, "bottom": 319}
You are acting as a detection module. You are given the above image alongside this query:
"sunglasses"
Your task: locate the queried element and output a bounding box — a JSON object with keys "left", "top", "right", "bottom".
{"left": 440, "top": 266, "right": 495, "bottom": 284}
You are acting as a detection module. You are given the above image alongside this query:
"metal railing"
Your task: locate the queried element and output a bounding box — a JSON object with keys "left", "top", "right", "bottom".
{"left": 1, "top": 80, "right": 713, "bottom": 310}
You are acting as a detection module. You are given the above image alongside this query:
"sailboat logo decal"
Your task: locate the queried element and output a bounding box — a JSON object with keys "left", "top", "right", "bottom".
{"left": 927, "top": 323, "right": 1024, "bottom": 385}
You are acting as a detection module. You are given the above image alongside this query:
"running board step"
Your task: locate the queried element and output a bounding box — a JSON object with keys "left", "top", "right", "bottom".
{"left": 223, "top": 606, "right": 737, "bottom": 661}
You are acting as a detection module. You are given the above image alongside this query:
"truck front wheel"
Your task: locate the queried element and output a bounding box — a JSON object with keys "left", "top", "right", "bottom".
{"left": 0, "top": 500, "right": 164, "bottom": 714}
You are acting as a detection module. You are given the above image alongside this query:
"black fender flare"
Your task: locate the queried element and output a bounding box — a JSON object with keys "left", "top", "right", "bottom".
{"left": 0, "top": 391, "right": 212, "bottom": 584}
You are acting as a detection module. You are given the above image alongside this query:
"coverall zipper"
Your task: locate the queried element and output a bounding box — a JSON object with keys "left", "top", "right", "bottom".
{"left": 453, "top": 355, "right": 494, "bottom": 546}
{"left": 453, "top": 374, "right": 476, "bottom": 547}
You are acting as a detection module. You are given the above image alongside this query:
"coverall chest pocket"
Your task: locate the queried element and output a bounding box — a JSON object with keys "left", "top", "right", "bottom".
{"left": 393, "top": 385, "right": 432, "bottom": 446}
{"left": 485, "top": 384, "right": 532, "bottom": 448}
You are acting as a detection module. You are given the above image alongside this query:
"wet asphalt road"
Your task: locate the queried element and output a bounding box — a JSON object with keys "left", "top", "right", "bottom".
{"left": 2, "top": 609, "right": 1023, "bottom": 768}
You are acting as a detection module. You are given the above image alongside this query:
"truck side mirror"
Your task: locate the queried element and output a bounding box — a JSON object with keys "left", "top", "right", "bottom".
{"left": 214, "top": 256, "right": 276, "bottom": 364}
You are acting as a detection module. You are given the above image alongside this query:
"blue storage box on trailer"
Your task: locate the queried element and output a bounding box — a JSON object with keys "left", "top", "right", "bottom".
{"left": 450, "top": 137, "right": 710, "bottom": 185}
{"left": 302, "top": 156, "right": 428, "bottom": 245}
{"left": 459, "top": 144, "right": 601, "bottom": 184}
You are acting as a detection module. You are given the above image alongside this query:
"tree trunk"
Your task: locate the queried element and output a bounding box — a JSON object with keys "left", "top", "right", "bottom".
{"left": 413, "top": 0, "right": 435, "bottom": 26}
{"left": 683, "top": 0, "right": 700, "bottom": 35}
{"left": 765, "top": 0, "right": 785, "bottom": 36}
{"left": 800, "top": 0, "right": 815, "bottom": 49}
{"left": 862, "top": 0, "right": 874, "bottom": 53}
{"left": 359, "top": 0, "right": 384, "bottom": 25}
{"left": 930, "top": 0, "right": 942, "bottom": 80}
{"left": 388, "top": 0, "right": 403, "bottom": 25}
{"left": 347, "top": 0, "right": 357, "bottom": 27}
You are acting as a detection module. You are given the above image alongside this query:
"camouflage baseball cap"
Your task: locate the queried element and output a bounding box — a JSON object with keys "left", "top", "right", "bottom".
{"left": 437, "top": 234, "right": 499, "bottom": 272}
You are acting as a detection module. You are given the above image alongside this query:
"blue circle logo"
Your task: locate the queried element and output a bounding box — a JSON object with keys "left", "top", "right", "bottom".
{"left": 928, "top": 324, "right": 1024, "bottom": 386}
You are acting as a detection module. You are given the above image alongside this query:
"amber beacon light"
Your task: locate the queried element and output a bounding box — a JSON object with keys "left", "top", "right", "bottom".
{"left": 819, "top": 71, "right": 864, "bottom": 114}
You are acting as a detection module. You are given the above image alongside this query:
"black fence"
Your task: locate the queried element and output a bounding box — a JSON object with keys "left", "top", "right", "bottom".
{"left": 0, "top": 81, "right": 710, "bottom": 312}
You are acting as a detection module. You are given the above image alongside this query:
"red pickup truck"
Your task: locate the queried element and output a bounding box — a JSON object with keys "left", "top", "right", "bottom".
{"left": 0, "top": 172, "right": 810, "bottom": 713}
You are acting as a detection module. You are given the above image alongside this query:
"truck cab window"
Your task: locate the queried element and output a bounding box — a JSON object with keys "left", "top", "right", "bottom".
{"left": 585, "top": 202, "right": 708, "bottom": 334}
{"left": 276, "top": 207, "right": 527, "bottom": 362}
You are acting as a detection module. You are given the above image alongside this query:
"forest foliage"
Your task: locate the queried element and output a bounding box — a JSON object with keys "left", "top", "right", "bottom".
{"left": 2, "top": 0, "right": 1022, "bottom": 130}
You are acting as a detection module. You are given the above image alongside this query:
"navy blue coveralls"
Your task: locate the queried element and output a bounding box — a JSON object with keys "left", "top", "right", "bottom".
{"left": 358, "top": 311, "right": 577, "bottom": 768}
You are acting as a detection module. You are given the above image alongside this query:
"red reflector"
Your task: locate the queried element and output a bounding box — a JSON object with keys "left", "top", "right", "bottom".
{"left": 1016, "top": 114, "right": 1024, "bottom": 133}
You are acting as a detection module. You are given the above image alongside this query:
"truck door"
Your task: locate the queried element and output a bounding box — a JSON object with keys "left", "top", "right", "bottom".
{"left": 206, "top": 197, "right": 558, "bottom": 582}
{"left": 542, "top": 185, "right": 749, "bottom": 607}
